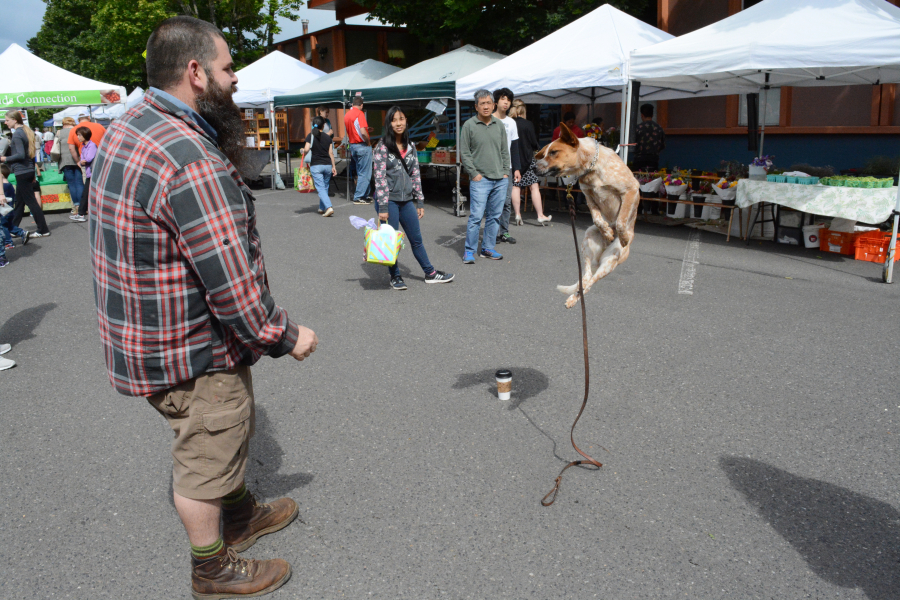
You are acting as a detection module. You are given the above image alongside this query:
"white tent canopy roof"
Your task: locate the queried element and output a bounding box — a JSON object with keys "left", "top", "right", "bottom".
{"left": 629, "top": 0, "right": 900, "bottom": 95}
{"left": 456, "top": 4, "right": 674, "bottom": 104}
{"left": 52, "top": 87, "right": 144, "bottom": 124}
{"left": 0, "top": 43, "right": 126, "bottom": 108}
{"left": 233, "top": 51, "right": 325, "bottom": 107}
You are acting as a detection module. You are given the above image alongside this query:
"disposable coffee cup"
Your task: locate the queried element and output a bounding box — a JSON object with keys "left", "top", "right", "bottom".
{"left": 495, "top": 369, "right": 512, "bottom": 401}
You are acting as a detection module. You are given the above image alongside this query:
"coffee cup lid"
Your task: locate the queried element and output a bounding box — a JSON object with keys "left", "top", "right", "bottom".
{"left": 495, "top": 369, "right": 512, "bottom": 379}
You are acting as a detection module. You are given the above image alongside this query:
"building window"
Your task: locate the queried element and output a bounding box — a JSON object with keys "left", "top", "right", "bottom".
{"left": 739, "top": 92, "right": 780, "bottom": 126}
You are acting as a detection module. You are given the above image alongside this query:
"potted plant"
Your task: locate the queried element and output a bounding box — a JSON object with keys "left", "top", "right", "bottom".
{"left": 749, "top": 155, "right": 774, "bottom": 180}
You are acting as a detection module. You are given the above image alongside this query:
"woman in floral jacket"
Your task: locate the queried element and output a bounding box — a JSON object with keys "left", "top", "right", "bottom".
{"left": 373, "top": 106, "right": 454, "bottom": 290}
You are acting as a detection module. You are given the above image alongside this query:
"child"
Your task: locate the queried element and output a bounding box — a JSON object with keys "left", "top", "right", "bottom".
{"left": 0, "top": 164, "right": 30, "bottom": 260}
{"left": 69, "top": 126, "right": 97, "bottom": 223}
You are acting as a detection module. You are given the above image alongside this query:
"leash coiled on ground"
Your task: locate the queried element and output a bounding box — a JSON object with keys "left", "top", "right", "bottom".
{"left": 541, "top": 185, "right": 602, "bottom": 507}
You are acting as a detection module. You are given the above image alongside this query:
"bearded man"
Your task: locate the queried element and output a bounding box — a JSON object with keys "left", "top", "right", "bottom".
{"left": 89, "top": 16, "right": 318, "bottom": 599}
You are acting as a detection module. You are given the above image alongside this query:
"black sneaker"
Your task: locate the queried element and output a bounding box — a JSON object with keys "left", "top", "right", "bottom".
{"left": 352, "top": 198, "right": 368, "bottom": 205}
{"left": 0, "top": 256, "right": 8, "bottom": 268}
{"left": 21, "top": 231, "right": 29, "bottom": 246}
{"left": 497, "top": 233, "right": 516, "bottom": 244}
{"left": 390, "top": 276, "right": 407, "bottom": 290}
{"left": 365, "top": 197, "right": 375, "bottom": 204}
{"left": 424, "top": 270, "right": 455, "bottom": 284}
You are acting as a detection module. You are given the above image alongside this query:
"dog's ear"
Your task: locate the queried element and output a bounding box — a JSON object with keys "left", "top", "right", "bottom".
{"left": 559, "top": 122, "right": 579, "bottom": 148}
{"left": 534, "top": 143, "right": 548, "bottom": 160}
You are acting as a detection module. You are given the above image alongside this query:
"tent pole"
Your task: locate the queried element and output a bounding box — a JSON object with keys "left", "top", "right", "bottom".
{"left": 589, "top": 87, "right": 595, "bottom": 122}
{"left": 344, "top": 94, "right": 350, "bottom": 201}
{"left": 456, "top": 98, "right": 461, "bottom": 216}
{"left": 622, "top": 80, "right": 633, "bottom": 164}
{"left": 883, "top": 185, "right": 900, "bottom": 283}
{"left": 618, "top": 83, "right": 627, "bottom": 159}
{"left": 759, "top": 74, "right": 770, "bottom": 157}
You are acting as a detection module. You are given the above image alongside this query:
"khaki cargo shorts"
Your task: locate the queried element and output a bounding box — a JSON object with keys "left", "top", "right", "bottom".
{"left": 147, "top": 366, "right": 255, "bottom": 500}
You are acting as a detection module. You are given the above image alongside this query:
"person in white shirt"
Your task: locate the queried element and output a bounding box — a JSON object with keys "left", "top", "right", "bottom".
{"left": 493, "top": 88, "right": 521, "bottom": 245}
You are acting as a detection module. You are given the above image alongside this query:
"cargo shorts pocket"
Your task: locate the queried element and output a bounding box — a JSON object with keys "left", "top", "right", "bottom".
{"left": 199, "top": 394, "right": 253, "bottom": 481}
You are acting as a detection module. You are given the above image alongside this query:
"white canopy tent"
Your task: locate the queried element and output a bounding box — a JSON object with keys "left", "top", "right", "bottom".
{"left": 0, "top": 43, "right": 126, "bottom": 110}
{"left": 627, "top": 0, "right": 900, "bottom": 281}
{"left": 456, "top": 4, "right": 673, "bottom": 106}
{"left": 233, "top": 51, "right": 325, "bottom": 108}
{"left": 232, "top": 51, "right": 325, "bottom": 189}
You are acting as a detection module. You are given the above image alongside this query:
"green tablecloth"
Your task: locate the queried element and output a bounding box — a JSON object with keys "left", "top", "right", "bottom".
{"left": 736, "top": 179, "right": 898, "bottom": 224}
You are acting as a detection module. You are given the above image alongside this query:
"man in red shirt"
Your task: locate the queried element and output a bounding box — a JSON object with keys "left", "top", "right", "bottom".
{"left": 551, "top": 111, "right": 585, "bottom": 141}
{"left": 343, "top": 94, "right": 373, "bottom": 204}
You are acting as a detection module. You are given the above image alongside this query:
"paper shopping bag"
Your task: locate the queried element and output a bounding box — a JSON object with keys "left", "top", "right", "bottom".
{"left": 364, "top": 224, "right": 405, "bottom": 266}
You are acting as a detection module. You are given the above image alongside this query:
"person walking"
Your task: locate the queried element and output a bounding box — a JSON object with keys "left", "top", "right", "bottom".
{"left": 68, "top": 126, "right": 97, "bottom": 223}
{"left": 492, "top": 88, "right": 520, "bottom": 245}
{"left": 344, "top": 94, "right": 373, "bottom": 205}
{"left": 459, "top": 89, "right": 510, "bottom": 263}
{"left": 509, "top": 100, "right": 551, "bottom": 227}
{"left": 301, "top": 116, "right": 336, "bottom": 217}
{"left": 0, "top": 110, "right": 50, "bottom": 237}
{"left": 91, "top": 16, "right": 317, "bottom": 599}
{"left": 373, "top": 106, "right": 454, "bottom": 290}
{"left": 57, "top": 117, "right": 83, "bottom": 214}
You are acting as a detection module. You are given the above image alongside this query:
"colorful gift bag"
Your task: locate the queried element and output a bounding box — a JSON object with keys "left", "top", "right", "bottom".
{"left": 294, "top": 166, "right": 315, "bottom": 193}
{"left": 363, "top": 224, "right": 405, "bottom": 266}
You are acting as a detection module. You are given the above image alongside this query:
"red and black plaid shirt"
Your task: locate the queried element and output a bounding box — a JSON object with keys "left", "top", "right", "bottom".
{"left": 90, "top": 91, "right": 299, "bottom": 397}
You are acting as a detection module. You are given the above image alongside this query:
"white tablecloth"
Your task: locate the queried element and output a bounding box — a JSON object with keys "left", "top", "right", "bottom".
{"left": 736, "top": 179, "right": 898, "bottom": 224}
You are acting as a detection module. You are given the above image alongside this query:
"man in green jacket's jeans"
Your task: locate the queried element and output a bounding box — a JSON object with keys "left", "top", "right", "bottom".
{"left": 459, "top": 88, "right": 510, "bottom": 263}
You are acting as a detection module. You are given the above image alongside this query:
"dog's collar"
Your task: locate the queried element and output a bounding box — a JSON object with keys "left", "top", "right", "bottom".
{"left": 578, "top": 139, "right": 602, "bottom": 181}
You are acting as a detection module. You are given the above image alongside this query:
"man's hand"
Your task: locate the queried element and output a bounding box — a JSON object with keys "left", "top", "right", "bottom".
{"left": 290, "top": 326, "right": 318, "bottom": 361}
{"left": 417, "top": 207, "right": 424, "bottom": 219}
{"left": 514, "top": 170, "right": 521, "bottom": 183}
{"left": 472, "top": 174, "right": 483, "bottom": 182}
{"left": 502, "top": 174, "right": 508, "bottom": 178}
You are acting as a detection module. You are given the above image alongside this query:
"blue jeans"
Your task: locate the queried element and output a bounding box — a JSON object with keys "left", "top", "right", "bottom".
{"left": 309, "top": 164, "right": 333, "bottom": 211}
{"left": 62, "top": 166, "right": 84, "bottom": 209}
{"left": 1, "top": 201, "right": 27, "bottom": 246}
{"left": 465, "top": 177, "right": 507, "bottom": 255}
{"left": 387, "top": 200, "right": 433, "bottom": 279}
{"left": 350, "top": 144, "right": 372, "bottom": 201}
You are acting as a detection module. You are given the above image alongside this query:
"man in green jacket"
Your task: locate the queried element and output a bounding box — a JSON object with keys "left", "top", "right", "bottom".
{"left": 459, "top": 88, "right": 510, "bottom": 263}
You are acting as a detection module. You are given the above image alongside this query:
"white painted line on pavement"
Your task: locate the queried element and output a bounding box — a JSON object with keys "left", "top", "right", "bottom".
{"left": 678, "top": 230, "right": 701, "bottom": 295}
{"left": 441, "top": 233, "right": 466, "bottom": 247}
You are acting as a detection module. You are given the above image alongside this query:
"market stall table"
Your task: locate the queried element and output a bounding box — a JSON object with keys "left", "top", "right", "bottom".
{"left": 736, "top": 179, "right": 897, "bottom": 224}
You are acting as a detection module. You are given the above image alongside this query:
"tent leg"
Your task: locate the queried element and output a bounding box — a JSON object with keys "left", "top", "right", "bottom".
{"left": 622, "top": 80, "right": 634, "bottom": 164}
{"left": 759, "top": 87, "right": 768, "bottom": 157}
{"left": 883, "top": 185, "right": 900, "bottom": 283}
{"left": 618, "top": 84, "right": 627, "bottom": 159}
{"left": 345, "top": 100, "right": 350, "bottom": 200}
{"left": 270, "top": 101, "right": 284, "bottom": 190}
{"left": 455, "top": 99, "right": 462, "bottom": 217}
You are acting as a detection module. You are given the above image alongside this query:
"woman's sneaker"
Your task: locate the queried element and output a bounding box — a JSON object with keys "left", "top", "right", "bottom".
{"left": 70, "top": 214, "right": 87, "bottom": 222}
{"left": 425, "top": 270, "right": 454, "bottom": 284}
{"left": 322, "top": 207, "right": 334, "bottom": 217}
{"left": 0, "top": 257, "right": 8, "bottom": 268}
{"left": 480, "top": 249, "right": 503, "bottom": 260}
{"left": 390, "top": 276, "right": 407, "bottom": 290}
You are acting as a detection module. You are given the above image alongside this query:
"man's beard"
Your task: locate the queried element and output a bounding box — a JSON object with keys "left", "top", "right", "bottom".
{"left": 196, "top": 76, "right": 249, "bottom": 179}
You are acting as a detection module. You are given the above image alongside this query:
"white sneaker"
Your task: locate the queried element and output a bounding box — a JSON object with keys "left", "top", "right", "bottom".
{"left": 0, "top": 343, "right": 10, "bottom": 355}
{"left": 0, "top": 355, "right": 15, "bottom": 371}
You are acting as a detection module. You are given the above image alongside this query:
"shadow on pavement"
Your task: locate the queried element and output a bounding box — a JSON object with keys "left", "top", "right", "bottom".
{"left": 451, "top": 367, "right": 549, "bottom": 410}
{"left": 346, "top": 261, "right": 409, "bottom": 290}
{"left": 249, "top": 406, "right": 314, "bottom": 499}
{"left": 720, "top": 456, "right": 900, "bottom": 600}
{"left": 0, "top": 302, "right": 56, "bottom": 346}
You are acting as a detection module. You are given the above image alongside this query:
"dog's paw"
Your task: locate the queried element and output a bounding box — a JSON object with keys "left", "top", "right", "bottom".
{"left": 565, "top": 293, "right": 580, "bottom": 309}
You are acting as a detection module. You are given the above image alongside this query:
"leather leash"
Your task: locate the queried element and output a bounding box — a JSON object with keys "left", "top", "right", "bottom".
{"left": 541, "top": 184, "right": 602, "bottom": 507}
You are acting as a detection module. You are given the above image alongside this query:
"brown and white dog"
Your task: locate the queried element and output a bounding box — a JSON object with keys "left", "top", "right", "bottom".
{"left": 534, "top": 123, "right": 640, "bottom": 308}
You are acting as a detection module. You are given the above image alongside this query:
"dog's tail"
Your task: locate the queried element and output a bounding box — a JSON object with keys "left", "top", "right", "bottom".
{"left": 557, "top": 283, "right": 578, "bottom": 295}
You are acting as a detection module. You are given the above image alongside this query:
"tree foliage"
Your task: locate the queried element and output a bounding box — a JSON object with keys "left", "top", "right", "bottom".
{"left": 361, "top": 0, "right": 651, "bottom": 55}
{"left": 26, "top": 0, "right": 303, "bottom": 91}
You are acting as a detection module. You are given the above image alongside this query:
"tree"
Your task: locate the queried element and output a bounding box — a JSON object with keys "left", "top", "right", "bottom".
{"left": 360, "top": 0, "right": 651, "bottom": 55}
{"left": 27, "top": 0, "right": 304, "bottom": 91}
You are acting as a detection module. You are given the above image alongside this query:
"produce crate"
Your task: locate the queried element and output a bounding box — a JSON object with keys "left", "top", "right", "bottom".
{"left": 417, "top": 150, "right": 433, "bottom": 164}
{"left": 853, "top": 231, "right": 900, "bottom": 264}
{"left": 819, "top": 229, "right": 865, "bottom": 255}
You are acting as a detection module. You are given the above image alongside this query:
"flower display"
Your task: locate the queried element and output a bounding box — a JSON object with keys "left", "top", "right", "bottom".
{"left": 716, "top": 178, "right": 738, "bottom": 189}
{"left": 664, "top": 174, "right": 684, "bottom": 186}
{"left": 582, "top": 123, "right": 602, "bottom": 140}
{"left": 751, "top": 155, "right": 775, "bottom": 169}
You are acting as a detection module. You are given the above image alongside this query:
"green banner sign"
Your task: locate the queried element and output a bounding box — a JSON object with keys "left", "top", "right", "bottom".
{"left": 0, "top": 89, "right": 121, "bottom": 109}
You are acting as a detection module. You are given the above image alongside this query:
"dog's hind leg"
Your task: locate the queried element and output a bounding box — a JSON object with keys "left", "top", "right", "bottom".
{"left": 563, "top": 237, "right": 628, "bottom": 309}
{"left": 558, "top": 226, "right": 606, "bottom": 308}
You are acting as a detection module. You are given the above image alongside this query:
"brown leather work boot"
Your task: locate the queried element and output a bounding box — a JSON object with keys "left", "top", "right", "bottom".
{"left": 191, "top": 548, "right": 291, "bottom": 599}
{"left": 223, "top": 494, "right": 299, "bottom": 552}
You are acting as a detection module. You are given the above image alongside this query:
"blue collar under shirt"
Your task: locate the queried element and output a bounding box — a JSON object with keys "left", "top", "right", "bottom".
{"left": 149, "top": 87, "right": 218, "bottom": 142}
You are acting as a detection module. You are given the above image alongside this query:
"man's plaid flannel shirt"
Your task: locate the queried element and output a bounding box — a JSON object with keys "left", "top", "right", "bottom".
{"left": 90, "top": 90, "right": 299, "bottom": 397}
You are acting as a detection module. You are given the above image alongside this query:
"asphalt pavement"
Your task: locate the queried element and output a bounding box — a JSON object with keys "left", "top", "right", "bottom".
{"left": 1, "top": 182, "right": 898, "bottom": 600}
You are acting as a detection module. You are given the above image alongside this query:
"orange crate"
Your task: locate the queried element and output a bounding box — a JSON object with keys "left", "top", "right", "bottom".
{"left": 819, "top": 229, "right": 865, "bottom": 255}
{"left": 853, "top": 231, "right": 900, "bottom": 264}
